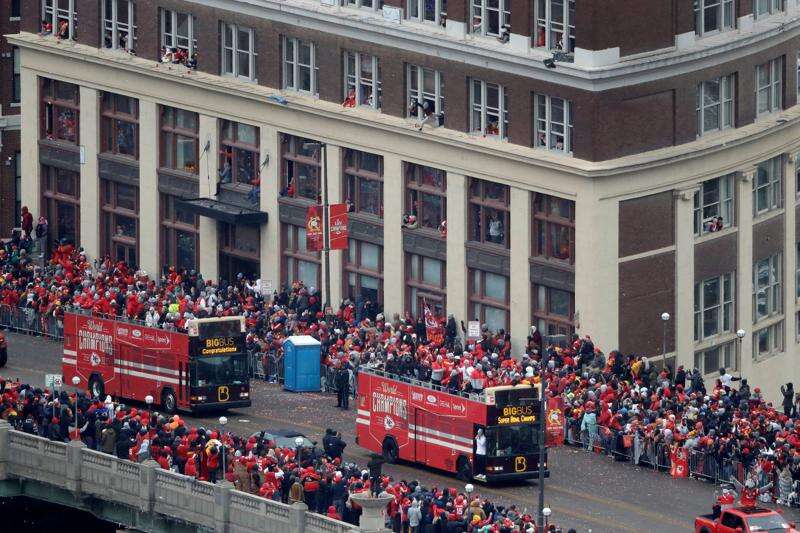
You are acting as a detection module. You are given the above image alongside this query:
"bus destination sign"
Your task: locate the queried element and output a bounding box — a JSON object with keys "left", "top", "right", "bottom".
{"left": 496, "top": 405, "right": 536, "bottom": 425}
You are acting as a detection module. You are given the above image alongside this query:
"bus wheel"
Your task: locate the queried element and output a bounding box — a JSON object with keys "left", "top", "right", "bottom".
{"left": 161, "top": 389, "right": 177, "bottom": 414}
{"left": 382, "top": 437, "right": 399, "bottom": 464}
{"left": 88, "top": 375, "right": 104, "bottom": 399}
{"left": 456, "top": 456, "right": 473, "bottom": 481}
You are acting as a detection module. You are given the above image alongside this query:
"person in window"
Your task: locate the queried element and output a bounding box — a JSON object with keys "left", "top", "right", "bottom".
{"left": 247, "top": 175, "right": 261, "bottom": 204}
{"left": 409, "top": 99, "right": 438, "bottom": 131}
{"left": 342, "top": 88, "right": 356, "bottom": 108}
{"left": 487, "top": 213, "right": 503, "bottom": 244}
{"left": 485, "top": 120, "right": 499, "bottom": 137}
{"left": 56, "top": 19, "right": 69, "bottom": 40}
{"left": 219, "top": 150, "right": 233, "bottom": 185}
{"left": 402, "top": 213, "right": 418, "bottom": 229}
{"left": 40, "top": 20, "right": 53, "bottom": 36}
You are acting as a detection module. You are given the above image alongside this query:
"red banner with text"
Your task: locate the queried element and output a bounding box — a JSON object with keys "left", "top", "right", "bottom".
{"left": 328, "top": 203, "right": 349, "bottom": 250}
{"left": 306, "top": 205, "right": 324, "bottom": 252}
{"left": 545, "top": 397, "right": 565, "bottom": 447}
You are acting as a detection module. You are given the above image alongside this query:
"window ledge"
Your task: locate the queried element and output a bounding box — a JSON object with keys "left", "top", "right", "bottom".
{"left": 753, "top": 314, "right": 784, "bottom": 330}
{"left": 38, "top": 138, "right": 79, "bottom": 151}
{"left": 529, "top": 256, "right": 574, "bottom": 272}
{"left": 278, "top": 196, "right": 317, "bottom": 207}
{"left": 465, "top": 240, "right": 510, "bottom": 256}
{"left": 752, "top": 207, "right": 784, "bottom": 224}
{"left": 350, "top": 211, "right": 384, "bottom": 226}
{"left": 98, "top": 152, "right": 139, "bottom": 166}
{"left": 401, "top": 226, "right": 445, "bottom": 241}
{"left": 157, "top": 167, "right": 199, "bottom": 181}
{"left": 693, "top": 332, "right": 739, "bottom": 352}
{"left": 694, "top": 225, "right": 737, "bottom": 244}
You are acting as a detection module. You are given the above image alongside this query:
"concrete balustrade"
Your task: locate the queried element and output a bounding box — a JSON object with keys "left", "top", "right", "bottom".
{"left": 0, "top": 421, "right": 375, "bottom": 533}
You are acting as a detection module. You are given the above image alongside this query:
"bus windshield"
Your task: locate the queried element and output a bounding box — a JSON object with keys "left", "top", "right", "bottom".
{"left": 484, "top": 425, "right": 538, "bottom": 457}
{"left": 191, "top": 355, "right": 248, "bottom": 387}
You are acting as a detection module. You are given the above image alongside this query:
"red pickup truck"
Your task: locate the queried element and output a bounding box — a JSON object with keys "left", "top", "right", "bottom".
{"left": 695, "top": 506, "right": 797, "bottom": 533}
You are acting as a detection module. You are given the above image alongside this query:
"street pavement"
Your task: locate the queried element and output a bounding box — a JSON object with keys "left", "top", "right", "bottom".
{"left": 3, "top": 330, "right": 800, "bottom": 532}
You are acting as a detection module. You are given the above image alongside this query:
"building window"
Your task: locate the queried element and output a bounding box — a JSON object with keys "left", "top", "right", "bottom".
{"left": 694, "top": 0, "right": 735, "bottom": 36}
{"left": 221, "top": 23, "right": 257, "bottom": 81}
{"left": 219, "top": 222, "right": 261, "bottom": 282}
{"left": 101, "top": 180, "right": 139, "bottom": 266}
{"left": 754, "top": 0, "right": 783, "bottom": 18}
{"left": 408, "top": 0, "right": 446, "bottom": 24}
{"left": 471, "top": 0, "right": 510, "bottom": 37}
{"left": 533, "top": 284, "right": 574, "bottom": 337}
{"left": 753, "top": 253, "right": 782, "bottom": 322}
{"left": 407, "top": 65, "right": 444, "bottom": 123}
{"left": 696, "top": 75, "right": 735, "bottom": 135}
{"left": 344, "top": 149, "right": 383, "bottom": 218}
{"left": 41, "top": 166, "right": 80, "bottom": 252}
{"left": 405, "top": 163, "right": 446, "bottom": 232}
{"left": 344, "top": 240, "right": 384, "bottom": 304}
{"left": 161, "top": 194, "right": 198, "bottom": 272}
{"left": 101, "top": 92, "right": 138, "bottom": 158}
{"left": 42, "top": 0, "right": 77, "bottom": 40}
{"left": 532, "top": 193, "right": 574, "bottom": 263}
{"left": 694, "top": 273, "right": 734, "bottom": 341}
{"left": 11, "top": 0, "right": 20, "bottom": 18}
{"left": 694, "top": 342, "right": 736, "bottom": 375}
{"left": 282, "top": 224, "right": 321, "bottom": 289}
{"left": 11, "top": 48, "right": 20, "bottom": 104}
{"left": 534, "top": 0, "right": 575, "bottom": 52}
{"left": 283, "top": 37, "right": 318, "bottom": 95}
{"left": 797, "top": 242, "right": 800, "bottom": 299}
{"left": 753, "top": 321, "right": 783, "bottom": 360}
{"left": 280, "top": 134, "right": 321, "bottom": 202}
{"left": 468, "top": 178, "right": 510, "bottom": 248}
{"left": 102, "top": 0, "right": 135, "bottom": 52}
{"left": 407, "top": 253, "right": 446, "bottom": 318}
{"left": 41, "top": 78, "right": 79, "bottom": 144}
{"left": 534, "top": 94, "right": 573, "bottom": 153}
{"left": 756, "top": 57, "right": 783, "bottom": 116}
{"left": 160, "top": 9, "right": 196, "bottom": 57}
{"left": 347, "top": 0, "right": 381, "bottom": 10}
{"left": 753, "top": 156, "right": 783, "bottom": 216}
{"left": 160, "top": 106, "right": 198, "bottom": 174}
{"left": 219, "top": 120, "right": 259, "bottom": 186}
{"left": 344, "top": 52, "right": 381, "bottom": 110}
{"left": 693, "top": 174, "right": 734, "bottom": 235}
{"left": 469, "top": 269, "right": 509, "bottom": 332}
{"left": 470, "top": 80, "right": 507, "bottom": 138}
{"left": 13, "top": 152, "right": 21, "bottom": 227}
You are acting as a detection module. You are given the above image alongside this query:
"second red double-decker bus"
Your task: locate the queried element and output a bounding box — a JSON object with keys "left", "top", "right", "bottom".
{"left": 62, "top": 313, "right": 250, "bottom": 413}
{"left": 356, "top": 368, "right": 548, "bottom": 482}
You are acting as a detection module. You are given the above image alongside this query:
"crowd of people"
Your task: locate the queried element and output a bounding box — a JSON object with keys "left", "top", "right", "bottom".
{"left": 3, "top": 213, "right": 800, "bottom": 527}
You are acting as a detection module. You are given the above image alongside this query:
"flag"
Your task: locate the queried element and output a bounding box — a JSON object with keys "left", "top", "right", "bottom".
{"left": 423, "top": 302, "right": 443, "bottom": 345}
{"left": 328, "top": 203, "right": 349, "bottom": 250}
{"left": 306, "top": 205, "right": 323, "bottom": 252}
{"left": 545, "top": 397, "right": 565, "bottom": 447}
{"left": 670, "top": 447, "right": 688, "bottom": 478}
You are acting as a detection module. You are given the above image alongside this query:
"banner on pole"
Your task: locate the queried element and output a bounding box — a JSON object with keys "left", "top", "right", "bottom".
{"left": 306, "top": 205, "right": 324, "bottom": 252}
{"left": 328, "top": 203, "right": 349, "bottom": 250}
{"left": 545, "top": 396, "right": 565, "bottom": 447}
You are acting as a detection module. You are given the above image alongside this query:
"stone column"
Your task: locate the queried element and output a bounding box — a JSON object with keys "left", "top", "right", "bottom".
{"left": 19, "top": 66, "right": 40, "bottom": 219}
{"left": 138, "top": 100, "right": 160, "bottom": 278}
{"left": 290, "top": 502, "right": 308, "bottom": 533}
{"left": 65, "top": 439, "right": 86, "bottom": 494}
{"left": 198, "top": 115, "right": 219, "bottom": 282}
{"left": 784, "top": 154, "right": 796, "bottom": 349}
{"left": 138, "top": 459, "right": 159, "bottom": 513}
{"left": 79, "top": 86, "right": 100, "bottom": 260}
{"left": 446, "top": 173, "right": 468, "bottom": 327}
{"left": 325, "top": 144, "right": 344, "bottom": 307}
{"left": 259, "top": 126, "right": 280, "bottom": 293}
{"left": 350, "top": 492, "right": 393, "bottom": 533}
{"left": 382, "top": 154, "right": 404, "bottom": 318}
{"left": 736, "top": 168, "right": 756, "bottom": 378}
{"left": 674, "top": 187, "right": 698, "bottom": 370}
{"left": 213, "top": 480, "right": 233, "bottom": 533}
{"left": 574, "top": 194, "right": 619, "bottom": 350}
{"left": 509, "top": 187, "right": 531, "bottom": 355}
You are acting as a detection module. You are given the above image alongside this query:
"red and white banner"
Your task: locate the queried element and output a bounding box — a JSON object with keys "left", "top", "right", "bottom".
{"left": 423, "top": 303, "right": 443, "bottom": 345}
{"left": 328, "top": 203, "right": 349, "bottom": 250}
{"left": 670, "top": 447, "right": 688, "bottom": 478}
{"left": 545, "top": 397, "right": 565, "bottom": 447}
{"left": 306, "top": 205, "right": 323, "bottom": 252}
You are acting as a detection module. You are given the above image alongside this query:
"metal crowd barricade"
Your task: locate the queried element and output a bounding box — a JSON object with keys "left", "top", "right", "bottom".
{"left": 0, "top": 304, "right": 64, "bottom": 340}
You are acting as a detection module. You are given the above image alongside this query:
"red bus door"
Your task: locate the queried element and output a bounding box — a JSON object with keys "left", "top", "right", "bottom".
{"left": 414, "top": 409, "right": 427, "bottom": 464}
{"left": 118, "top": 344, "right": 139, "bottom": 400}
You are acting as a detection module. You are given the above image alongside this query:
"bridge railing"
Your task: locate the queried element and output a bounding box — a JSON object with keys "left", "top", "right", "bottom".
{"left": 0, "top": 421, "right": 361, "bottom": 533}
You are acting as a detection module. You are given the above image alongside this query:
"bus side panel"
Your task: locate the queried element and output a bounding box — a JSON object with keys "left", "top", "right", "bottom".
{"left": 356, "top": 373, "right": 380, "bottom": 454}
{"left": 451, "top": 417, "right": 476, "bottom": 472}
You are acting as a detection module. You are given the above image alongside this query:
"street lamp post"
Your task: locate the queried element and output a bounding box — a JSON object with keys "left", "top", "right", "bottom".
{"left": 302, "top": 141, "right": 330, "bottom": 312}
{"left": 543, "top": 507, "right": 552, "bottom": 529}
{"left": 537, "top": 370, "right": 547, "bottom": 533}
{"left": 145, "top": 394, "right": 153, "bottom": 410}
{"left": 736, "top": 329, "right": 746, "bottom": 372}
{"left": 71, "top": 376, "right": 80, "bottom": 441}
{"left": 295, "top": 436, "right": 304, "bottom": 466}
{"left": 219, "top": 416, "right": 228, "bottom": 481}
{"left": 661, "top": 312, "right": 670, "bottom": 369}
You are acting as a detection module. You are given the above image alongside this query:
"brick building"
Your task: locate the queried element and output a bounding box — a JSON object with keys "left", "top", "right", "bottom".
{"left": 0, "top": 0, "right": 21, "bottom": 236}
{"left": 9, "top": 0, "right": 800, "bottom": 396}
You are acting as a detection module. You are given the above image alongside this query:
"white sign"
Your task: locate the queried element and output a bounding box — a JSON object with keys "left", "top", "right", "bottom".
{"left": 79, "top": 145, "right": 86, "bottom": 165}
{"left": 467, "top": 321, "right": 481, "bottom": 340}
{"left": 45, "top": 374, "right": 63, "bottom": 389}
{"left": 382, "top": 5, "right": 402, "bottom": 23}
{"left": 261, "top": 279, "right": 274, "bottom": 296}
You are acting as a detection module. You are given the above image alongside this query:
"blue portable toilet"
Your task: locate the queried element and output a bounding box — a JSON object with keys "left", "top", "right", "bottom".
{"left": 283, "top": 335, "right": 322, "bottom": 392}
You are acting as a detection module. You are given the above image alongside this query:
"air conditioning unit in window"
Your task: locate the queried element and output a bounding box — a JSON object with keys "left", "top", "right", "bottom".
{"left": 321, "top": 0, "right": 338, "bottom": 6}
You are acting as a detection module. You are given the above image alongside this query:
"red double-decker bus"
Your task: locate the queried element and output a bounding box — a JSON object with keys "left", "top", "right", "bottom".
{"left": 356, "top": 368, "right": 548, "bottom": 482}
{"left": 61, "top": 313, "right": 250, "bottom": 413}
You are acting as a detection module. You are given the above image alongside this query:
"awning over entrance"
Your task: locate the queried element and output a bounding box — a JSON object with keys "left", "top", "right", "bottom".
{"left": 176, "top": 198, "right": 268, "bottom": 225}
